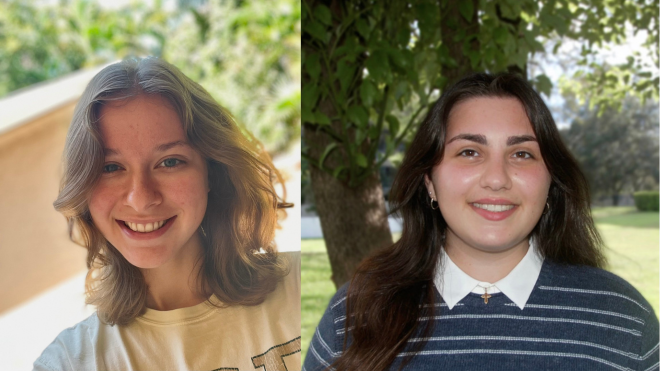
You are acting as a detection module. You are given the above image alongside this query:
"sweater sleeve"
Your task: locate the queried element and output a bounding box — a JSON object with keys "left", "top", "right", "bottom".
{"left": 639, "top": 309, "right": 659, "bottom": 371}
{"left": 303, "top": 287, "right": 347, "bottom": 371}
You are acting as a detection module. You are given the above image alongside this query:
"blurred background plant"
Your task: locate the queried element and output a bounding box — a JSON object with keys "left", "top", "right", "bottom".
{"left": 0, "top": 0, "right": 301, "bottom": 154}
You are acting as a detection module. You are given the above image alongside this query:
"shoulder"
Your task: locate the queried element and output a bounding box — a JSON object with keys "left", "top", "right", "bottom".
{"left": 303, "top": 284, "right": 348, "bottom": 369}
{"left": 328, "top": 282, "right": 349, "bottom": 316}
{"left": 33, "top": 313, "right": 101, "bottom": 371}
{"left": 540, "top": 260, "right": 656, "bottom": 315}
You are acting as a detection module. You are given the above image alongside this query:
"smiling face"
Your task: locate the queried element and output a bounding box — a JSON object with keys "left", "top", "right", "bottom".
{"left": 89, "top": 94, "right": 209, "bottom": 269}
{"left": 425, "top": 96, "right": 552, "bottom": 255}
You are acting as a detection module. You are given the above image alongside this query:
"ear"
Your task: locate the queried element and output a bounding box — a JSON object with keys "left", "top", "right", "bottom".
{"left": 424, "top": 174, "right": 435, "bottom": 198}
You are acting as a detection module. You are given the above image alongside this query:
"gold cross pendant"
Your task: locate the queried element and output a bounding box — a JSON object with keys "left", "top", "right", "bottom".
{"left": 481, "top": 288, "right": 491, "bottom": 304}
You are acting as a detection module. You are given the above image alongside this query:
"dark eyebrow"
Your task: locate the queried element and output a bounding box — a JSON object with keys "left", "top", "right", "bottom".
{"left": 507, "top": 135, "right": 537, "bottom": 146}
{"left": 104, "top": 140, "right": 190, "bottom": 157}
{"left": 447, "top": 134, "right": 487, "bottom": 145}
{"left": 446, "top": 134, "right": 538, "bottom": 146}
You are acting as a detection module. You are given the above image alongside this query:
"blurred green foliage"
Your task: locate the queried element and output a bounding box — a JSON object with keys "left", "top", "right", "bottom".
{"left": 0, "top": 0, "right": 300, "bottom": 154}
{"left": 560, "top": 94, "right": 659, "bottom": 204}
{"left": 634, "top": 191, "right": 660, "bottom": 212}
{"left": 164, "top": 0, "right": 301, "bottom": 153}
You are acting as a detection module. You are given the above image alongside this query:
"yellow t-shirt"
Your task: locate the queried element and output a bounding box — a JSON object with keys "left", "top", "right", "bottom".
{"left": 33, "top": 252, "right": 301, "bottom": 371}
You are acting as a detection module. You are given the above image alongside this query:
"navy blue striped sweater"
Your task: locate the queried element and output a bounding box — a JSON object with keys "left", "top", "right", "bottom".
{"left": 304, "top": 261, "right": 659, "bottom": 371}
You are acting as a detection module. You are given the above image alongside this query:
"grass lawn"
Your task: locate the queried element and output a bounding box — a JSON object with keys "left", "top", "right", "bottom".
{"left": 300, "top": 207, "right": 659, "bottom": 361}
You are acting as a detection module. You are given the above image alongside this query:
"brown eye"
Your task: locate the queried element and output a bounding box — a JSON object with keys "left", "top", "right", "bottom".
{"left": 459, "top": 149, "right": 479, "bottom": 157}
{"left": 513, "top": 151, "right": 532, "bottom": 159}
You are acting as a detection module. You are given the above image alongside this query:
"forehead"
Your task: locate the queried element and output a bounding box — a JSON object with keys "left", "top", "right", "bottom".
{"left": 97, "top": 94, "right": 187, "bottom": 151}
{"left": 446, "top": 97, "right": 534, "bottom": 138}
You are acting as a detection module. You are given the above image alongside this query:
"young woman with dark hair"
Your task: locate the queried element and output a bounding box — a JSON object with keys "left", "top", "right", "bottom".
{"left": 304, "top": 73, "right": 658, "bottom": 371}
{"left": 34, "top": 58, "right": 301, "bottom": 371}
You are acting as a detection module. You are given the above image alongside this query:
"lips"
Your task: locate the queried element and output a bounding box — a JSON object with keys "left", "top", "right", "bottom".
{"left": 470, "top": 199, "right": 518, "bottom": 221}
{"left": 116, "top": 216, "right": 177, "bottom": 240}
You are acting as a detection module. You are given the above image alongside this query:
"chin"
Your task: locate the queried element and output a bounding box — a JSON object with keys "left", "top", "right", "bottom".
{"left": 118, "top": 245, "right": 172, "bottom": 269}
{"left": 471, "top": 235, "right": 525, "bottom": 252}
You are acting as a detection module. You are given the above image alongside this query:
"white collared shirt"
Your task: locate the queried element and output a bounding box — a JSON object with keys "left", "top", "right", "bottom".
{"left": 434, "top": 240, "right": 544, "bottom": 310}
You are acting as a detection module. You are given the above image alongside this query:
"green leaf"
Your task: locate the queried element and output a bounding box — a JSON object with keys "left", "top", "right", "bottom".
{"left": 305, "top": 53, "right": 321, "bottom": 81}
{"left": 552, "top": 41, "right": 562, "bottom": 54}
{"left": 365, "top": 51, "right": 389, "bottom": 82}
{"left": 459, "top": 1, "right": 474, "bottom": 22}
{"left": 319, "top": 142, "right": 338, "bottom": 170}
{"left": 347, "top": 105, "right": 369, "bottom": 128}
{"left": 332, "top": 165, "right": 345, "bottom": 179}
{"left": 397, "top": 27, "right": 410, "bottom": 46}
{"left": 539, "top": 12, "right": 568, "bottom": 36}
{"left": 301, "top": 84, "right": 319, "bottom": 110}
{"left": 356, "top": 18, "right": 370, "bottom": 39}
{"left": 355, "top": 128, "right": 366, "bottom": 145}
{"left": 386, "top": 114, "right": 400, "bottom": 135}
{"left": 360, "top": 79, "right": 378, "bottom": 107}
{"left": 493, "top": 26, "right": 509, "bottom": 47}
{"left": 434, "top": 76, "right": 448, "bottom": 89}
{"left": 302, "top": 106, "right": 315, "bottom": 124}
{"left": 438, "top": 44, "right": 457, "bottom": 68}
{"left": 337, "top": 60, "right": 356, "bottom": 94}
{"left": 368, "top": 125, "right": 381, "bottom": 139}
{"left": 313, "top": 4, "right": 332, "bottom": 26}
{"left": 304, "top": 20, "right": 328, "bottom": 44}
{"left": 314, "top": 111, "right": 331, "bottom": 126}
{"left": 355, "top": 153, "right": 368, "bottom": 168}
{"left": 534, "top": 74, "right": 553, "bottom": 97}
{"left": 388, "top": 49, "right": 408, "bottom": 69}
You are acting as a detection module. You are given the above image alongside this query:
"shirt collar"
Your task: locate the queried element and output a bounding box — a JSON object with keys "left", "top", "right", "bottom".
{"left": 434, "top": 239, "right": 544, "bottom": 310}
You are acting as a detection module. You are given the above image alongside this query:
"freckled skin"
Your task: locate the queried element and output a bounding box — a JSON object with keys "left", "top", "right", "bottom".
{"left": 425, "top": 97, "right": 552, "bottom": 279}
{"left": 89, "top": 95, "right": 209, "bottom": 270}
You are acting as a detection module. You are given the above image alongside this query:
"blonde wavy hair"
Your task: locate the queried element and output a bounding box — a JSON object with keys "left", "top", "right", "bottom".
{"left": 54, "top": 57, "right": 290, "bottom": 325}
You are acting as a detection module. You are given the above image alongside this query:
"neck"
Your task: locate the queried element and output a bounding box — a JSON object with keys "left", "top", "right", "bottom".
{"left": 444, "top": 233, "right": 529, "bottom": 283}
{"left": 141, "top": 233, "right": 209, "bottom": 311}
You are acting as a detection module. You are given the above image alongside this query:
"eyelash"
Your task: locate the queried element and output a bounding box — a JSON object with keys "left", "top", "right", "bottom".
{"left": 457, "top": 150, "right": 534, "bottom": 159}
{"left": 102, "top": 158, "right": 186, "bottom": 173}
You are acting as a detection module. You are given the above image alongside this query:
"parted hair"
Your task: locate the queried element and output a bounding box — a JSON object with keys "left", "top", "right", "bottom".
{"left": 53, "top": 57, "right": 289, "bottom": 325}
{"left": 333, "top": 73, "right": 606, "bottom": 370}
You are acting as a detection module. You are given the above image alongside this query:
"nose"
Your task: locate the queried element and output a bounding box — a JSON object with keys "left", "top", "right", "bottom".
{"left": 124, "top": 170, "right": 162, "bottom": 212}
{"left": 479, "top": 156, "right": 512, "bottom": 191}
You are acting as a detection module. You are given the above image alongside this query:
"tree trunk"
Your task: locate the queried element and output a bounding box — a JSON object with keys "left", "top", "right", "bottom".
{"left": 440, "top": 0, "right": 480, "bottom": 86}
{"left": 305, "top": 123, "right": 393, "bottom": 288}
{"left": 612, "top": 193, "right": 620, "bottom": 206}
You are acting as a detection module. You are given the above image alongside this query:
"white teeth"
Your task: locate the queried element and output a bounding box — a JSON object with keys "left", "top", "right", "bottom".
{"left": 473, "top": 203, "right": 515, "bottom": 212}
{"left": 123, "top": 219, "right": 168, "bottom": 233}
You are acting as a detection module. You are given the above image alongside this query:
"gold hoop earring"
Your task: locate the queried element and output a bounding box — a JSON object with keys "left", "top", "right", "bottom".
{"left": 543, "top": 201, "right": 550, "bottom": 215}
{"left": 428, "top": 191, "right": 438, "bottom": 210}
{"left": 200, "top": 225, "right": 207, "bottom": 237}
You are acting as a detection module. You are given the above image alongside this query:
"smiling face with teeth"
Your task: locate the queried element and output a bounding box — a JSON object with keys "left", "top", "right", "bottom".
{"left": 425, "top": 97, "right": 552, "bottom": 262}
{"left": 88, "top": 94, "right": 210, "bottom": 270}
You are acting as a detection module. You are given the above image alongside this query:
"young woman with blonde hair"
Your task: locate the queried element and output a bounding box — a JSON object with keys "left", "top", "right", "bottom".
{"left": 34, "top": 57, "right": 301, "bottom": 371}
{"left": 304, "top": 73, "right": 658, "bottom": 371}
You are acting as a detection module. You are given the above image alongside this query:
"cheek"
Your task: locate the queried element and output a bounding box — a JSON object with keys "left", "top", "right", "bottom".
{"left": 166, "top": 174, "right": 209, "bottom": 216}
{"left": 514, "top": 166, "right": 552, "bottom": 203}
{"left": 88, "top": 183, "right": 118, "bottom": 223}
{"left": 434, "top": 164, "right": 479, "bottom": 197}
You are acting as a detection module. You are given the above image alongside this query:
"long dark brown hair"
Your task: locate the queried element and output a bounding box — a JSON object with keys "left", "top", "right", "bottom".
{"left": 333, "top": 73, "right": 605, "bottom": 370}
{"left": 54, "top": 58, "right": 291, "bottom": 325}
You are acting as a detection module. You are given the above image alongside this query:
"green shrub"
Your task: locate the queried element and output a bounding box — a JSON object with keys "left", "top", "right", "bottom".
{"left": 633, "top": 191, "right": 659, "bottom": 211}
